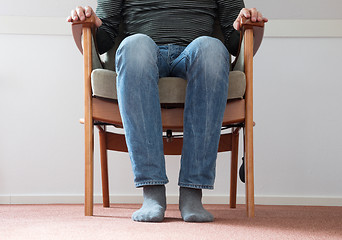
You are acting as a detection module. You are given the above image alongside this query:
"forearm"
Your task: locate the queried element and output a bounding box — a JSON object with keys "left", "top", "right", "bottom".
{"left": 216, "top": 0, "right": 245, "bottom": 56}
{"left": 96, "top": 18, "right": 119, "bottom": 54}
{"left": 95, "top": 0, "right": 123, "bottom": 54}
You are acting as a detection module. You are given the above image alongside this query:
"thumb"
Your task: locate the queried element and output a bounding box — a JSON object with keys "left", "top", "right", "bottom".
{"left": 94, "top": 16, "right": 103, "bottom": 28}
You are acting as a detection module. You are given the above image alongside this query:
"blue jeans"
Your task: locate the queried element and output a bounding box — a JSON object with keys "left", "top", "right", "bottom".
{"left": 115, "top": 34, "right": 230, "bottom": 189}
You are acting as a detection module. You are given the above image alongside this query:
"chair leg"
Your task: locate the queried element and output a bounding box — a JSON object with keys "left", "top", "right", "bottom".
{"left": 230, "top": 128, "right": 239, "bottom": 208}
{"left": 83, "top": 25, "right": 94, "bottom": 216}
{"left": 244, "top": 27, "right": 255, "bottom": 218}
{"left": 244, "top": 125, "right": 255, "bottom": 218}
{"left": 98, "top": 126, "right": 110, "bottom": 208}
{"left": 85, "top": 122, "right": 94, "bottom": 216}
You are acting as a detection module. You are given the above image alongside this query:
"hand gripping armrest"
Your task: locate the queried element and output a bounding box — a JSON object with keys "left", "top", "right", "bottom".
{"left": 71, "top": 16, "right": 96, "bottom": 54}
{"left": 71, "top": 16, "right": 103, "bottom": 70}
{"left": 240, "top": 16, "right": 265, "bottom": 55}
{"left": 233, "top": 17, "right": 266, "bottom": 71}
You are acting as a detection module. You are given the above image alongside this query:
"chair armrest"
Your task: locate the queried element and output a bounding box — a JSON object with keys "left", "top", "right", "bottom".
{"left": 71, "top": 16, "right": 104, "bottom": 70}
{"left": 233, "top": 17, "right": 266, "bottom": 71}
{"left": 241, "top": 17, "right": 265, "bottom": 55}
{"left": 71, "top": 16, "right": 96, "bottom": 54}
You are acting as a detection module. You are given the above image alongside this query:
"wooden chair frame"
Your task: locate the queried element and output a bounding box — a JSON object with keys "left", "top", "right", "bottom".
{"left": 71, "top": 16, "right": 265, "bottom": 218}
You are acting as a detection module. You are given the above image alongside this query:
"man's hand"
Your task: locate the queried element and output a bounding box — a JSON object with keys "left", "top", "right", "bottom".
{"left": 66, "top": 6, "right": 103, "bottom": 28}
{"left": 233, "top": 8, "right": 268, "bottom": 31}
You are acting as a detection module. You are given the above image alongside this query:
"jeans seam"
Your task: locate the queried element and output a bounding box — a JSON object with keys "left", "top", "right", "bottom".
{"left": 178, "top": 182, "right": 214, "bottom": 190}
{"left": 135, "top": 180, "right": 169, "bottom": 188}
{"left": 170, "top": 55, "right": 187, "bottom": 74}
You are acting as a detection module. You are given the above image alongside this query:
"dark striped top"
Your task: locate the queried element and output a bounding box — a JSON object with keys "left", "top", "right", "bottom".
{"left": 95, "top": 0, "right": 244, "bottom": 55}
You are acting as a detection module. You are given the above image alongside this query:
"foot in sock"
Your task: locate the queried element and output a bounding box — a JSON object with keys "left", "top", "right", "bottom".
{"left": 179, "top": 187, "right": 214, "bottom": 222}
{"left": 132, "top": 185, "right": 166, "bottom": 222}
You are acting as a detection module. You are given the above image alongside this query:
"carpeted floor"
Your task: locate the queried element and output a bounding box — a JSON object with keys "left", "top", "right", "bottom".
{"left": 1, "top": 204, "right": 341, "bottom": 240}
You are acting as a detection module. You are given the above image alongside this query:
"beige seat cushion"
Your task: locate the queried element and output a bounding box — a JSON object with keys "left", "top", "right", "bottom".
{"left": 91, "top": 69, "right": 246, "bottom": 103}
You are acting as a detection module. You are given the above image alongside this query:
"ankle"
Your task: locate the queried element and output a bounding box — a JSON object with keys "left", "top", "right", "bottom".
{"left": 142, "top": 185, "right": 166, "bottom": 208}
{"left": 179, "top": 187, "right": 202, "bottom": 203}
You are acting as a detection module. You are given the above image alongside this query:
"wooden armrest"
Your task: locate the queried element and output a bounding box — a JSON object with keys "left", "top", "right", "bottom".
{"left": 232, "top": 17, "right": 266, "bottom": 70}
{"left": 240, "top": 16, "right": 265, "bottom": 29}
{"left": 71, "top": 16, "right": 96, "bottom": 54}
{"left": 240, "top": 16, "right": 265, "bottom": 56}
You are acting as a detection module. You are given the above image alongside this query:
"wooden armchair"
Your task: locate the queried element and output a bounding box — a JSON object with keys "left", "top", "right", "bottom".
{"left": 71, "top": 16, "right": 265, "bottom": 218}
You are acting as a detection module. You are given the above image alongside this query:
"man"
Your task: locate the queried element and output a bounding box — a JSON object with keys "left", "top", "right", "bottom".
{"left": 68, "top": 0, "right": 267, "bottom": 223}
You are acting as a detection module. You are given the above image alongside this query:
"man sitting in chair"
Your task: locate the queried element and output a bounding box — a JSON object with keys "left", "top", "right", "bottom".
{"left": 68, "top": 0, "right": 267, "bottom": 222}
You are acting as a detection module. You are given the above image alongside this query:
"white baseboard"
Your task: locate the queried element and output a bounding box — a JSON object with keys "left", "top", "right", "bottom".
{"left": 1, "top": 195, "right": 341, "bottom": 206}
{"left": 0, "top": 16, "right": 342, "bottom": 38}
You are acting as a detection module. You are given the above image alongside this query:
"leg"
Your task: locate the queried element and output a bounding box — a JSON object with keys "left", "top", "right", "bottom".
{"left": 244, "top": 28, "right": 255, "bottom": 218}
{"left": 85, "top": 121, "right": 94, "bottom": 216}
{"left": 244, "top": 125, "right": 255, "bottom": 217}
{"left": 84, "top": 26, "right": 94, "bottom": 216}
{"left": 98, "top": 126, "right": 110, "bottom": 208}
{"left": 230, "top": 128, "right": 239, "bottom": 208}
{"left": 172, "top": 36, "right": 230, "bottom": 221}
{"left": 115, "top": 34, "right": 168, "bottom": 221}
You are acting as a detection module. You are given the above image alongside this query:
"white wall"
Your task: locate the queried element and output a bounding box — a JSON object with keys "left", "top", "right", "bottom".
{"left": 244, "top": 0, "right": 342, "bottom": 19}
{"left": 2, "top": 0, "right": 342, "bottom": 19}
{"left": 1, "top": 1, "right": 342, "bottom": 205}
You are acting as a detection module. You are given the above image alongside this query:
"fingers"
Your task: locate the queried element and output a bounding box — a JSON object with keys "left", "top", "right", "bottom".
{"left": 233, "top": 16, "right": 241, "bottom": 31}
{"left": 240, "top": 8, "right": 251, "bottom": 19}
{"left": 67, "top": 6, "right": 94, "bottom": 22}
{"left": 233, "top": 8, "right": 268, "bottom": 30}
{"left": 250, "top": 8, "right": 259, "bottom": 22}
{"left": 76, "top": 6, "right": 86, "bottom": 21}
{"left": 253, "top": 10, "right": 268, "bottom": 23}
{"left": 84, "top": 6, "right": 94, "bottom": 18}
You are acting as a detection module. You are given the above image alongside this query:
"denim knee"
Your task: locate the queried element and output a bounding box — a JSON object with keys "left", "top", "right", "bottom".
{"left": 115, "top": 34, "right": 158, "bottom": 75}
{"left": 117, "top": 34, "right": 156, "bottom": 53}
{"left": 184, "top": 36, "right": 230, "bottom": 87}
{"left": 188, "top": 36, "right": 229, "bottom": 61}
{"left": 185, "top": 36, "right": 229, "bottom": 73}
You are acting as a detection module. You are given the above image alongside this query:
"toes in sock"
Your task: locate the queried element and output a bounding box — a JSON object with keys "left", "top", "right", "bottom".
{"left": 132, "top": 185, "right": 166, "bottom": 222}
{"left": 179, "top": 187, "right": 214, "bottom": 222}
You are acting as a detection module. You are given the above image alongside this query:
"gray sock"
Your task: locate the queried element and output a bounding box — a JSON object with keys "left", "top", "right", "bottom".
{"left": 132, "top": 185, "right": 166, "bottom": 222}
{"left": 179, "top": 187, "right": 214, "bottom": 222}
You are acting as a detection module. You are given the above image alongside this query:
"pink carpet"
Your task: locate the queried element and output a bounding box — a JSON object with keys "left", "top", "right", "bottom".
{"left": 1, "top": 204, "right": 341, "bottom": 240}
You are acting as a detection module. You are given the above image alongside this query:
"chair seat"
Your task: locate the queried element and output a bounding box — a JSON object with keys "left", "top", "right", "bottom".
{"left": 91, "top": 69, "right": 246, "bottom": 103}
{"left": 92, "top": 97, "right": 245, "bottom": 131}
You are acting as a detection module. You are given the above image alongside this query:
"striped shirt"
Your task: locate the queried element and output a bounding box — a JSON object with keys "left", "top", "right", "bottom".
{"left": 95, "top": 0, "right": 244, "bottom": 55}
